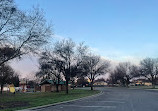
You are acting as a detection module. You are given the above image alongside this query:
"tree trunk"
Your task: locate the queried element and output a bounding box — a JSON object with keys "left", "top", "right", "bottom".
{"left": 72, "top": 84, "right": 75, "bottom": 90}
{"left": 0, "top": 84, "right": 3, "bottom": 94}
{"left": 152, "top": 84, "right": 155, "bottom": 89}
{"left": 65, "top": 60, "right": 71, "bottom": 94}
{"left": 66, "top": 79, "right": 69, "bottom": 94}
{"left": 72, "top": 80, "right": 75, "bottom": 90}
{"left": 56, "top": 84, "right": 59, "bottom": 92}
{"left": 56, "top": 78, "right": 59, "bottom": 92}
{"left": 125, "top": 81, "right": 129, "bottom": 88}
{"left": 152, "top": 81, "right": 155, "bottom": 89}
{"left": 126, "top": 83, "right": 129, "bottom": 88}
{"left": 91, "top": 80, "right": 93, "bottom": 90}
{"left": 151, "top": 76, "right": 155, "bottom": 89}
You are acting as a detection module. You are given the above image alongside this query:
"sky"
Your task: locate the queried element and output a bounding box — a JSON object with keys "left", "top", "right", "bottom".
{"left": 12, "top": 0, "right": 158, "bottom": 78}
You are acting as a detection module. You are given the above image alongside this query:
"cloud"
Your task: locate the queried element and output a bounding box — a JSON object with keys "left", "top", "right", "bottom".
{"left": 53, "top": 34, "right": 66, "bottom": 40}
{"left": 89, "top": 46, "right": 144, "bottom": 65}
{"left": 10, "top": 55, "right": 39, "bottom": 79}
{"left": 90, "top": 47, "right": 100, "bottom": 53}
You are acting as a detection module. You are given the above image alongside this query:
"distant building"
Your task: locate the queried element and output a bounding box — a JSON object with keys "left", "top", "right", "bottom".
{"left": 94, "top": 81, "right": 108, "bottom": 86}
{"left": 131, "top": 79, "right": 152, "bottom": 86}
{"left": 40, "top": 79, "right": 69, "bottom": 92}
{"left": 94, "top": 78, "right": 108, "bottom": 86}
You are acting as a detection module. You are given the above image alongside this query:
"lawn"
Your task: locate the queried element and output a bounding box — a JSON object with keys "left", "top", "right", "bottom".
{"left": 0, "top": 89, "right": 100, "bottom": 111}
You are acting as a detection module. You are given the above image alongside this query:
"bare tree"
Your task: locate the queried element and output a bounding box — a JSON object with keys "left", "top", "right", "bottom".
{"left": 37, "top": 40, "right": 85, "bottom": 93}
{"left": 140, "top": 58, "right": 158, "bottom": 88}
{"left": 0, "top": 1, "right": 52, "bottom": 93}
{"left": 66, "top": 43, "right": 89, "bottom": 89}
{"left": 0, "top": 0, "right": 52, "bottom": 65}
{"left": 70, "top": 64, "right": 81, "bottom": 89}
{"left": 49, "top": 55, "right": 65, "bottom": 92}
{"left": 81, "top": 54, "right": 110, "bottom": 90}
{"left": 53, "top": 39, "right": 75, "bottom": 94}
{"left": 36, "top": 51, "right": 65, "bottom": 92}
{"left": 107, "top": 70, "right": 118, "bottom": 86}
{"left": 36, "top": 52, "right": 53, "bottom": 80}
{"left": 116, "top": 62, "right": 132, "bottom": 87}
{"left": 109, "top": 62, "right": 138, "bottom": 87}
{"left": 36, "top": 63, "right": 52, "bottom": 80}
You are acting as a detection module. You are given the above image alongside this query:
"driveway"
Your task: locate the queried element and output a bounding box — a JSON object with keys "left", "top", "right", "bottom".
{"left": 27, "top": 87, "right": 158, "bottom": 111}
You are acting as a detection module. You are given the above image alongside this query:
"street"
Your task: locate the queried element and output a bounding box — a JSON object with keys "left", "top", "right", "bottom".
{"left": 29, "top": 87, "right": 158, "bottom": 111}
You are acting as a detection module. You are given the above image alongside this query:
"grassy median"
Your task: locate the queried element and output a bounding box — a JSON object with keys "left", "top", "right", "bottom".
{"left": 0, "top": 89, "right": 100, "bottom": 111}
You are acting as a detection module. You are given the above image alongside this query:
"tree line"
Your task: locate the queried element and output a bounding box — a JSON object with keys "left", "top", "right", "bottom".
{"left": 36, "top": 40, "right": 110, "bottom": 93}
{"left": 108, "top": 58, "right": 158, "bottom": 88}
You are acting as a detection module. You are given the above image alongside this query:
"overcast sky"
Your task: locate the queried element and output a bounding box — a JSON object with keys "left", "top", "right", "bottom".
{"left": 13, "top": 0, "right": 158, "bottom": 78}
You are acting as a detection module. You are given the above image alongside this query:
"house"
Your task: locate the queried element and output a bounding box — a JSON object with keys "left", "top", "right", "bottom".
{"left": 40, "top": 79, "right": 68, "bottom": 92}
{"left": 94, "top": 81, "right": 108, "bottom": 86}
{"left": 132, "top": 79, "right": 152, "bottom": 86}
{"left": 144, "top": 82, "right": 152, "bottom": 86}
{"left": 94, "top": 78, "right": 108, "bottom": 86}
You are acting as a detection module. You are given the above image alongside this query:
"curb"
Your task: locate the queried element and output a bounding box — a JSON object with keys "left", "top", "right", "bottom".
{"left": 144, "top": 89, "right": 158, "bottom": 91}
{"left": 18, "top": 90, "right": 104, "bottom": 111}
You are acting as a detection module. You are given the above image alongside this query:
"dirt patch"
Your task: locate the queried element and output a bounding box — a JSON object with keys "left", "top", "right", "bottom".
{"left": 0, "top": 101, "right": 30, "bottom": 109}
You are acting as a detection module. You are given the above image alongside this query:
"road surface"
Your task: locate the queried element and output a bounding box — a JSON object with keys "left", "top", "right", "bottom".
{"left": 29, "top": 87, "right": 158, "bottom": 111}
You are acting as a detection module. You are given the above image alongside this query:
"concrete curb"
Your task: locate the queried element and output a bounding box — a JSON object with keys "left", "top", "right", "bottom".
{"left": 144, "top": 89, "right": 158, "bottom": 92}
{"left": 18, "top": 90, "right": 104, "bottom": 111}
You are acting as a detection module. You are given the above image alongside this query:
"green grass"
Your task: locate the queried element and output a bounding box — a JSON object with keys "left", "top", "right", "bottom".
{"left": 0, "top": 89, "right": 100, "bottom": 111}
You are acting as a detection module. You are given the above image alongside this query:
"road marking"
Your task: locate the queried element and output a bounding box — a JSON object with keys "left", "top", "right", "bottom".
{"left": 85, "top": 101, "right": 125, "bottom": 103}
{"left": 61, "top": 105, "right": 116, "bottom": 108}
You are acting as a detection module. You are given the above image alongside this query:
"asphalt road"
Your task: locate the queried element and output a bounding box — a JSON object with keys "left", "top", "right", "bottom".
{"left": 30, "top": 87, "right": 158, "bottom": 111}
